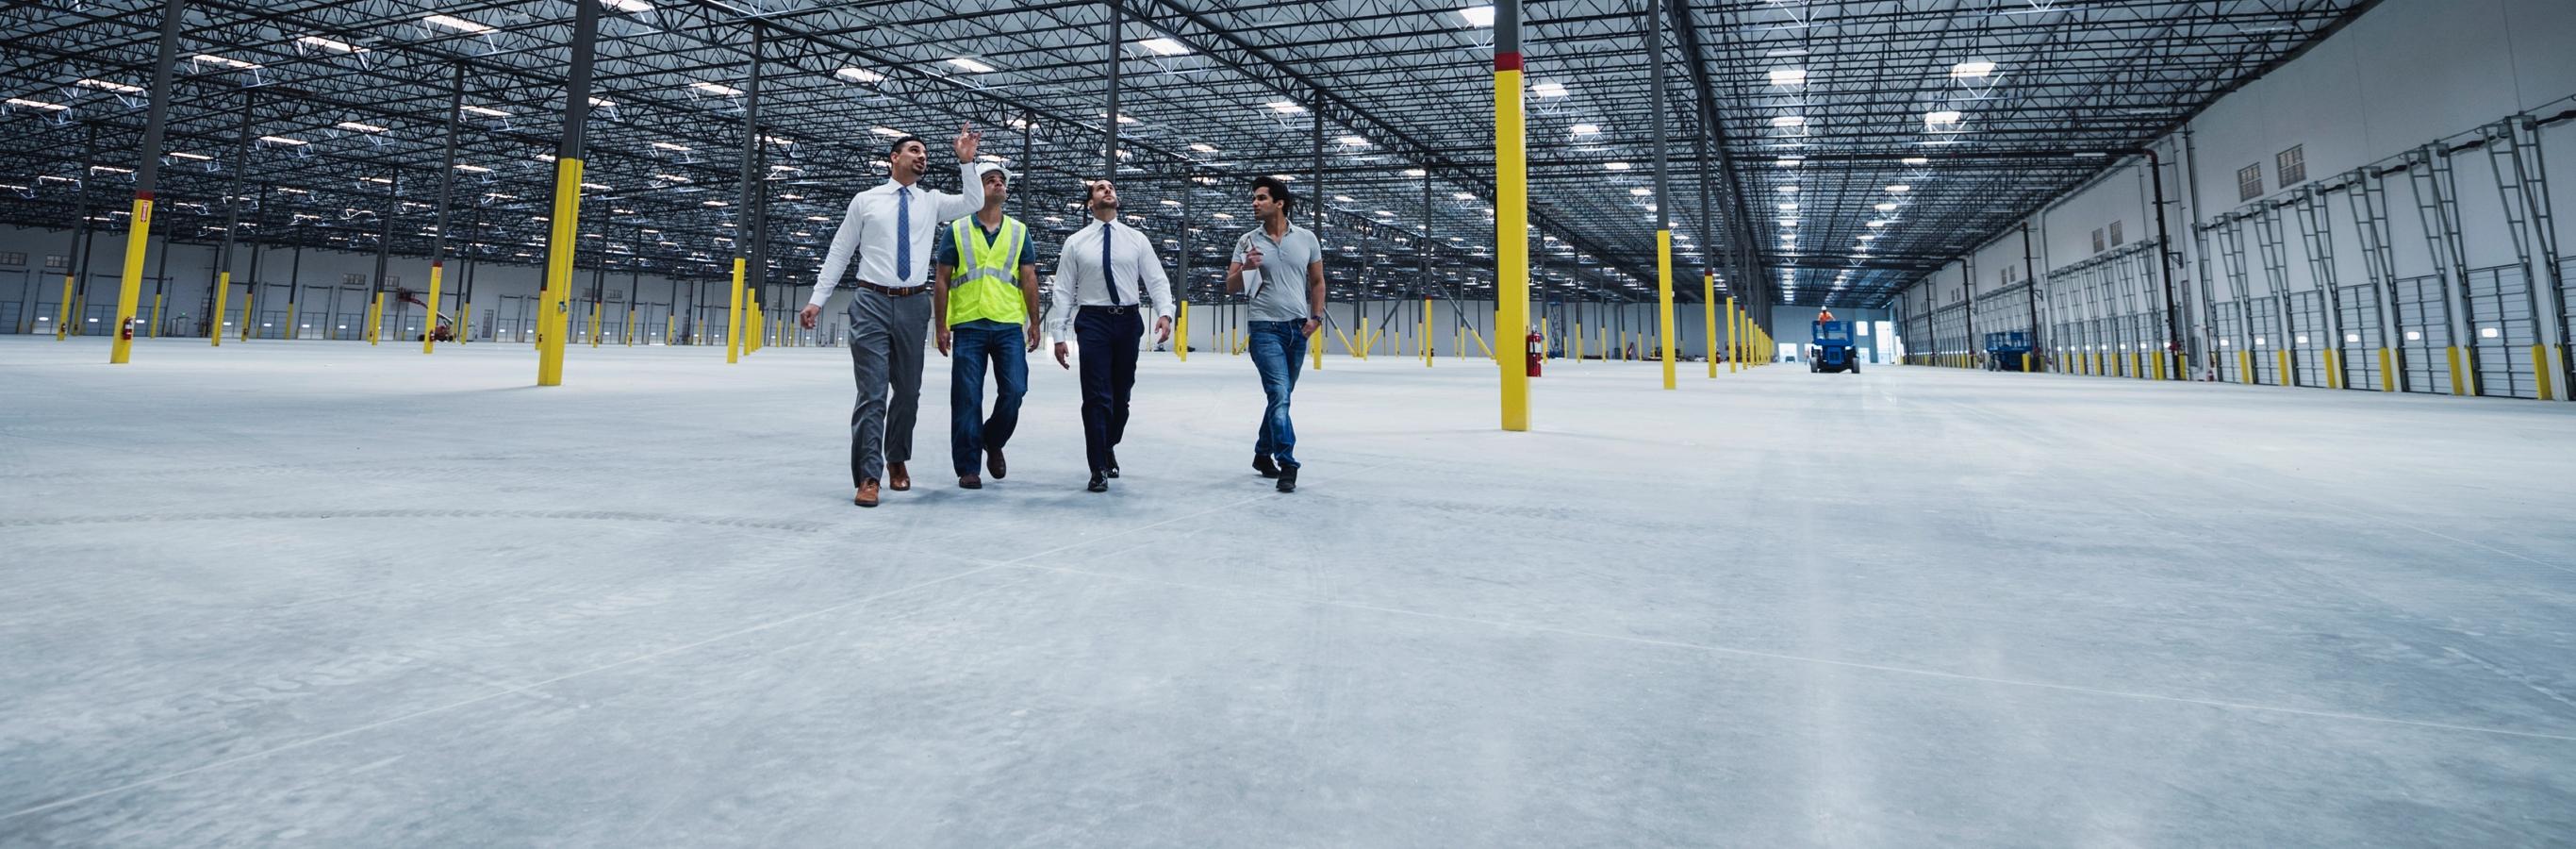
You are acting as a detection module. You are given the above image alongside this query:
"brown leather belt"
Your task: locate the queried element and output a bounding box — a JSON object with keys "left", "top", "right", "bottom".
{"left": 855, "top": 280, "right": 925, "bottom": 297}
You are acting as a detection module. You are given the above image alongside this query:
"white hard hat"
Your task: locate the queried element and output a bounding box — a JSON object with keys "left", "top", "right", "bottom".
{"left": 975, "top": 162, "right": 1012, "bottom": 182}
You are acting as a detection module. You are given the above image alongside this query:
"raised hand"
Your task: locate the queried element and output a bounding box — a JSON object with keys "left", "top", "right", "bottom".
{"left": 954, "top": 124, "right": 983, "bottom": 161}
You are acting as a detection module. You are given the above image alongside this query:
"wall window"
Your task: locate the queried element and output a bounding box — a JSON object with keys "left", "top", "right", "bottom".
{"left": 44, "top": 254, "right": 70, "bottom": 270}
{"left": 0, "top": 252, "right": 25, "bottom": 267}
{"left": 2237, "top": 163, "right": 2264, "bottom": 202}
{"left": 2091, "top": 228, "right": 2106, "bottom": 254}
{"left": 342, "top": 273, "right": 366, "bottom": 285}
{"left": 2108, "top": 221, "right": 2124, "bottom": 247}
{"left": 2276, "top": 145, "right": 2306, "bottom": 187}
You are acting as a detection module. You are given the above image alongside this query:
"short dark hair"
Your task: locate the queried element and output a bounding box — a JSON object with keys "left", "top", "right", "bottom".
{"left": 886, "top": 135, "right": 924, "bottom": 158}
{"left": 1251, "top": 175, "right": 1295, "bottom": 212}
{"left": 1084, "top": 180, "right": 1113, "bottom": 205}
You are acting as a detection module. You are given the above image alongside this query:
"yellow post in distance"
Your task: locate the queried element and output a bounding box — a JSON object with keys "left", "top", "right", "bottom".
{"left": 107, "top": 196, "right": 153, "bottom": 363}
{"left": 369, "top": 292, "right": 385, "bottom": 344}
{"left": 2533, "top": 345, "right": 2553, "bottom": 401}
{"left": 1702, "top": 273, "right": 1716, "bottom": 378}
{"left": 460, "top": 301, "right": 472, "bottom": 344}
{"left": 2446, "top": 347, "right": 2468, "bottom": 395}
{"left": 726, "top": 258, "right": 745, "bottom": 364}
{"left": 1177, "top": 301, "right": 1190, "bottom": 361}
{"left": 207, "top": 273, "right": 227, "bottom": 345}
{"left": 536, "top": 156, "right": 584, "bottom": 387}
{"left": 285, "top": 302, "right": 296, "bottom": 341}
{"left": 56, "top": 275, "right": 75, "bottom": 341}
{"left": 422, "top": 262, "right": 443, "bottom": 354}
{"left": 149, "top": 294, "right": 162, "bottom": 339}
{"left": 1727, "top": 297, "right": 1739, "bottom": 373}
{"left": 239, "top": 291, "right": 254, "bottom": 341}
{"left": 2379, "top": 348, "right": 2396, "bottom": 391}
{"left": 1656, "top": 230, "right": 1676, "bottom": 390}
{"left": 1422, "top": 297, "right": 1431, "bottom": 367}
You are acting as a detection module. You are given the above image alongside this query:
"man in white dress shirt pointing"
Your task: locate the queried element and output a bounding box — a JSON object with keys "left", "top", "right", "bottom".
{"left": 1046, "top": 179, "right": 1173, "bottom": 493}
{"left": 799, "top": 125, "right": 983, "bottom": 508}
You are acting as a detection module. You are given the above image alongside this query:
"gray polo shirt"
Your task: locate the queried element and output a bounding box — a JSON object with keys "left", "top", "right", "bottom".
{"left": 1230, "top": 224, "right": 1323, "bottom": 323}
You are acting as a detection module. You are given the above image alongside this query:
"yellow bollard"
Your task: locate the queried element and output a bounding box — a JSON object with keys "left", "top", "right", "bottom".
{"left": 666, "top": 314, "right": 674, "bottom": 346}
{"left": 1726, "top": 298, "right": 1738, "bottom": 373}
{"left": 1177, "top": 301, "right": 1190, "bottom": 361}
{"left": 1312, "top": 317, "right": 1324, "bottom": 370}
{"left": 149, "top": 294, "right": 162, "bottom": 339}
{"left": 284, "top": 302, "right": 296, "bottom": 341}
{"left": 369, "top": 291, "right": 385, "bottom": 344}
{"left": 1702, "top": 273, "right": 1717, "bottom": 378}
{"left": 2323, "top": 349, "right": 2339, "bottom": 389}
{"left": 2533, "top": 344, "right": 2554, "bottom": 401}
{"left": 2379, "top": 348, "right": 2396, "bottom": 391}
{"left": 239, "top": 291, "right": 255, "bottom": 341}
{"left": 2237, "top": 349, "right": 2252, "bottom": 383}
{"left": 586, "top": 300, "right": 602, "bottom": 348}
{"left": 1422, "top": 298, "right": 1432, "bottom": 368}
{"left": 726, "top": 258, "right": 745, "bottom": 363}
{"left": 2446, "top": 346, "right": 2468, "bottom": 395}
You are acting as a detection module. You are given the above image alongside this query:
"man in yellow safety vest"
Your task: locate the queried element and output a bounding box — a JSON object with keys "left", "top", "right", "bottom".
{"left": 931, "top": 163, "right": 1042, "bottom": 490}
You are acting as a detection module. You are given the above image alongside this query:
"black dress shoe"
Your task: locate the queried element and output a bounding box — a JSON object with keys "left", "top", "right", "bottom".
{"left": 1275, "top": 466, "right": 1297, "bottom": 493}
{"left": 1104, "top": 451, "right": 1119, "bottom": 478}
{"left": 985, "top": 447, "right": 1006, "bottom": 479}
{"left": 1253, "top": 455, "right": 1280, "bottom": 479}
{"left": 1086, "top": 473, "right": 1109, "bottom": 492}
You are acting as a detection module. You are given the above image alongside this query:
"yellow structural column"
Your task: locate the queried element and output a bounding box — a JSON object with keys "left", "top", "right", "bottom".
{"left": 206, "top": 273, "right": 226, "bottom": 346}
{"left": 284, "top": 301, "right": 296, "bottom": 341}
{"left": 1727, "top": 297, "right": 1739, "bottom": 373}
{"left": 107, "top": 197, "right": 154, "bottom": 363}
{"left": 1494, "top": 29, "right": 1530, "bottom": 432}
{"left": 1312, "top": 317, "right": 1325, "bottom": 370}
{"left": 1356, "top": 315, "right": 1367, "bottom": 360}
{"left": 1655, "top": 231, "right": 1677, "bottom": 389}
{"left": 2446, "top": 347, "right": 2469, "bottom": 395}
{"left": 1422, "top": 298, "right": 1432, "bottom": 367}
{"left": 1177, "top": 301, "right": 1190, "bottom": 361}
{"left": 1702, "top": 274, "right": 1717, "bottom": 378}
{"left": 2378, "top": 348, "right": 2396, "bottom": 391}
{"left": 624, "top": 303, "right": 636, "bottom": 346}
{"left": 55, "top": 274, "right": 75, "bottom": 341}
{"left": 586, "top": 299, "right": 603, "bottom": 348}
{"left": 726, "top": 258, "right": 746, "bottom": 363}
{"left": 536, "top": 157, "right": 583, "bottom": 387}
{"left": 460, "top": 301, "right": 472, "bottom": 344}
{"left": 239, "top": 291, "right": 254, "bottom": 341}
{"left": 368, "top": 291, "right": 385, "bottom": 344}
{"left": 2276, "top": 349, "right": 2292, "bottom": 387}
{"left": 422, "top": 262, "right": 443, "bottom": 354}
{"left": 149, "top": 294, "right": 162, "bottom": 339}
{"left": 2236, "top": 349, "right": 2252, "bottom": 383}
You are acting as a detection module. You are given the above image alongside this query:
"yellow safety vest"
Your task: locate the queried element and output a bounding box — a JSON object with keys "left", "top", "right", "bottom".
{"left": 946, "top": 216, "right": 1028, "bottom": 326}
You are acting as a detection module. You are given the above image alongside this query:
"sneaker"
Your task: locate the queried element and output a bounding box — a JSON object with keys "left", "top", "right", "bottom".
{"left": 1275, "top": 466, "right": 1297, "bottom": 493}
{"left": 1086, "top": 473, "right": 1109, "bottom": 493}
{"left": 1253, "top": 455, "right": 1280, "bottom": 479}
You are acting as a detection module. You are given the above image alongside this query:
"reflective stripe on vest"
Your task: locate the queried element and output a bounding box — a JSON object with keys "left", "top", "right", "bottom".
{"left": 947, "top": 216, "right": 1027, "bottom": 326}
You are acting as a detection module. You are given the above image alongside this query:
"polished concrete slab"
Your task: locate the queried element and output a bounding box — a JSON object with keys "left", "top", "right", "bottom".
{"left": 2, "top": 335, "right": 2571, "bottom": 847}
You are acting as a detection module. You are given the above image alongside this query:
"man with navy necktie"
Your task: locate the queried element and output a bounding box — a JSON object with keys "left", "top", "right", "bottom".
{"left": 800, "top": 125, "right": 984, "bottom": 508}
{"left": 1046, "top": 180, "right": 1174, "bottom": 493}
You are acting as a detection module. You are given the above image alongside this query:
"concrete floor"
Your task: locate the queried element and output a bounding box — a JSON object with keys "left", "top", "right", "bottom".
{"left": 2, "top": 334, "right": 2572, "bottom": 848}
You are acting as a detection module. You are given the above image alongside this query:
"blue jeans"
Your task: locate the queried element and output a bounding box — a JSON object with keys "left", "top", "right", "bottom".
{"left": 1247, "top": 320, "right": 1307, "bottom": 468}
{"left": 949, "top": 320, "right": 1029, "bottom": 477}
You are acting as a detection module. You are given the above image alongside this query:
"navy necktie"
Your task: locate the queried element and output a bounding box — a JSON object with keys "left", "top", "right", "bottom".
{"left": 1101, "top": 225, "right": 1124, "bottom": 306}
{"left": 896, "top": 187, "right": 913, "bottom": 284}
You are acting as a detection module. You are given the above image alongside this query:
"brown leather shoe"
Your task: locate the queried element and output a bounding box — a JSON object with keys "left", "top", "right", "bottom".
{"left": 854, "top": 479, "right": 881, "bottom": 508}
{"left": 985, "top": 447, "right": 1006, "bottom": 480}
{"left": 887, "top": 462, "right": 911, "bottom": 491}
{"left": 959, "top": 474, "right": 983, "bottom": 490}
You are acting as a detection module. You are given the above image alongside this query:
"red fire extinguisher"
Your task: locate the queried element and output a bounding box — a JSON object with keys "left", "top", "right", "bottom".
{"left": 1526, "top": 330, "right": 1544, "bottom": 377}
{"left": 120, "top": 318, "right": 135, "bottom": 341}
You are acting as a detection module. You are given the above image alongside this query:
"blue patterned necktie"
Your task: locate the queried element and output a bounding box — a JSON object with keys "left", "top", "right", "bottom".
{"left": 896, "top": 187, "right": 913, "bottom": 284}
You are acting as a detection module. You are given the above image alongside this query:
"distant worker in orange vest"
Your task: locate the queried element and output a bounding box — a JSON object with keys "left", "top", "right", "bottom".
{"left": 1818, "top": 308, "right": 1836, "bottom": 323}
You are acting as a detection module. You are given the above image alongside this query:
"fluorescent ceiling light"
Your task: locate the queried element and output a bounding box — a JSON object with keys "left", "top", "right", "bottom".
{"left": 1188, "top": 142, "right": 1219, "bottom": 153}
{"left": 1886, "top": 184, "right": 1911, "bottom": 192}
{"left": 1267, "top": 100, "right": 1307, "bottom": 113}
{"left": 1629, "top": 188, "right": 1652, "bottom": 196}
{"left": 462, "top": 105, "right": 509, "bottom": 117}
{"left": 1775, "top": 157, "right": 1803, "bottom": 166}
{"left": 1876, "top": 202, "right": 1898, "bottom": 211}
{"left": 1776, "top": 203, "right": 1797, "bottom": 211}
{"left": 652, "top": 142, "right": 691, "bottom": 152}
{"left": 1775, "top": 186, "right": 1798, "bottom": 193}
{"left": 361, "top": 176, "right": 391, "bottom": 184}
{"left": 454, "top": 163, "right": 491, "bottom": 173}
{"left": 76, "top": 78, "right": 143, "bottom": 94}
{"left": 192, "top": 54, "right": 262, "bottom": 70}
{"left": 1569, "top": 124, "right": 1601, "bottom": 136}
{"left": 654, "top": 174, "right": 692, "bottom": 183}
{"left": 1924, "top": 109, "right": 1963, "bottom": 126}
{"left": 835, "top": 67, "right": 885, "bottom": 84}
{"left": 1606, "top": 162, "right": 1630, "bottom": 171}
{"left": 581, "top": 182, "right": 610, "bottom": 191}
{"left": 1952, "top": 60, "right": 1996, "bottom": 79}
{"left": 8, "top": 98, "right": 69, "bottom": 111}
{"left": 422, "top": 14, "right": 495, "bottom": 34}
{"left": 1867, "top": 220, "right": 1888, "bottom": 227}
{"left": 1769, "top": 68, "right": 1807, "bottom": 87}
{"left": 947, "top": 57, "right": 997, "bottom": 74}
{"left": 170, "top": 152, "right": 213, "bottom": 161}
{"left": 691, "top": 81, "right": 743, "bottom": 96}
{"left": 1902, "top": 157, "right": 1929, "bottom": 165}
{"left": 258, "top": 135, "right": 307, "bottom": 146}
{"left": 1137, "top": 37, "right": 1190, "bottom": 56}
{"left": 603, "top": 0, "right": 652, "bottom": 11}
{"left": 702, "top": 200, "right": 728, "bottom": 207}
{"left": 1772, "top": 115, "right": 1806, "bottom": 127}
{"left": 1531, "top": 81, "right": 1569, "bottom": 98}
{"left": 1338, "top": 135, "right": 1370, "bottom": 146}
{"left": 298, "top": 35, "right": 365, "bottom": 53}
{"left": 870, "top": 126, "right": 905, "bottom": 137}
{"left": 1459, "top": 6, "right": 1495, "bottom": 26}
{"left": 1403, "top": 169, "right": 1427, "bottom": 176}
{"left": 336, "top": 121, "right": 387, "bottom": 133}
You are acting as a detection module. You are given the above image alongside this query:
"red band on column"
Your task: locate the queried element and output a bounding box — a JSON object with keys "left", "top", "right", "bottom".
{"left": 1495, "top": 53, "right": 1523, "bottom": 72}
{"left": 134, "top": 191, "right": 155, "bottom": 201}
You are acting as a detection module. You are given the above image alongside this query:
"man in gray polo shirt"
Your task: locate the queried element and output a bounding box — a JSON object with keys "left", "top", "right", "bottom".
{"left": 1223, "top": 175, "right": 1327, "bottom": 493}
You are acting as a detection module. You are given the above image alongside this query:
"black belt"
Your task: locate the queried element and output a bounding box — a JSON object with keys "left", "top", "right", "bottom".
{"left": 1079, "top": 305, "right": 1138, "bottom": 315}
{"left": 855, "top": 280, "right": 925, "bottom": 297}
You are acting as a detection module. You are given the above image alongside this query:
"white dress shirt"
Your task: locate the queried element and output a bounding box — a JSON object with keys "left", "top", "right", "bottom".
{"left": 1044, "top": 217, "right": 1175, "bottom": 340}
{"left": 804, "top": 164, "right": 985, "bottom": 308}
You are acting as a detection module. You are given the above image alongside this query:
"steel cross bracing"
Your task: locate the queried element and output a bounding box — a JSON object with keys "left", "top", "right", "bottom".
{"left": 3, "top": 0, "right": 2367, "bottom": 311}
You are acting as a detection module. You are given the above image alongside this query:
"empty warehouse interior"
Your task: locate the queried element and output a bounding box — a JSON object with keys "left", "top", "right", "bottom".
{"left": 4, "top": 0, "right": 2573, "bottom": 846}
